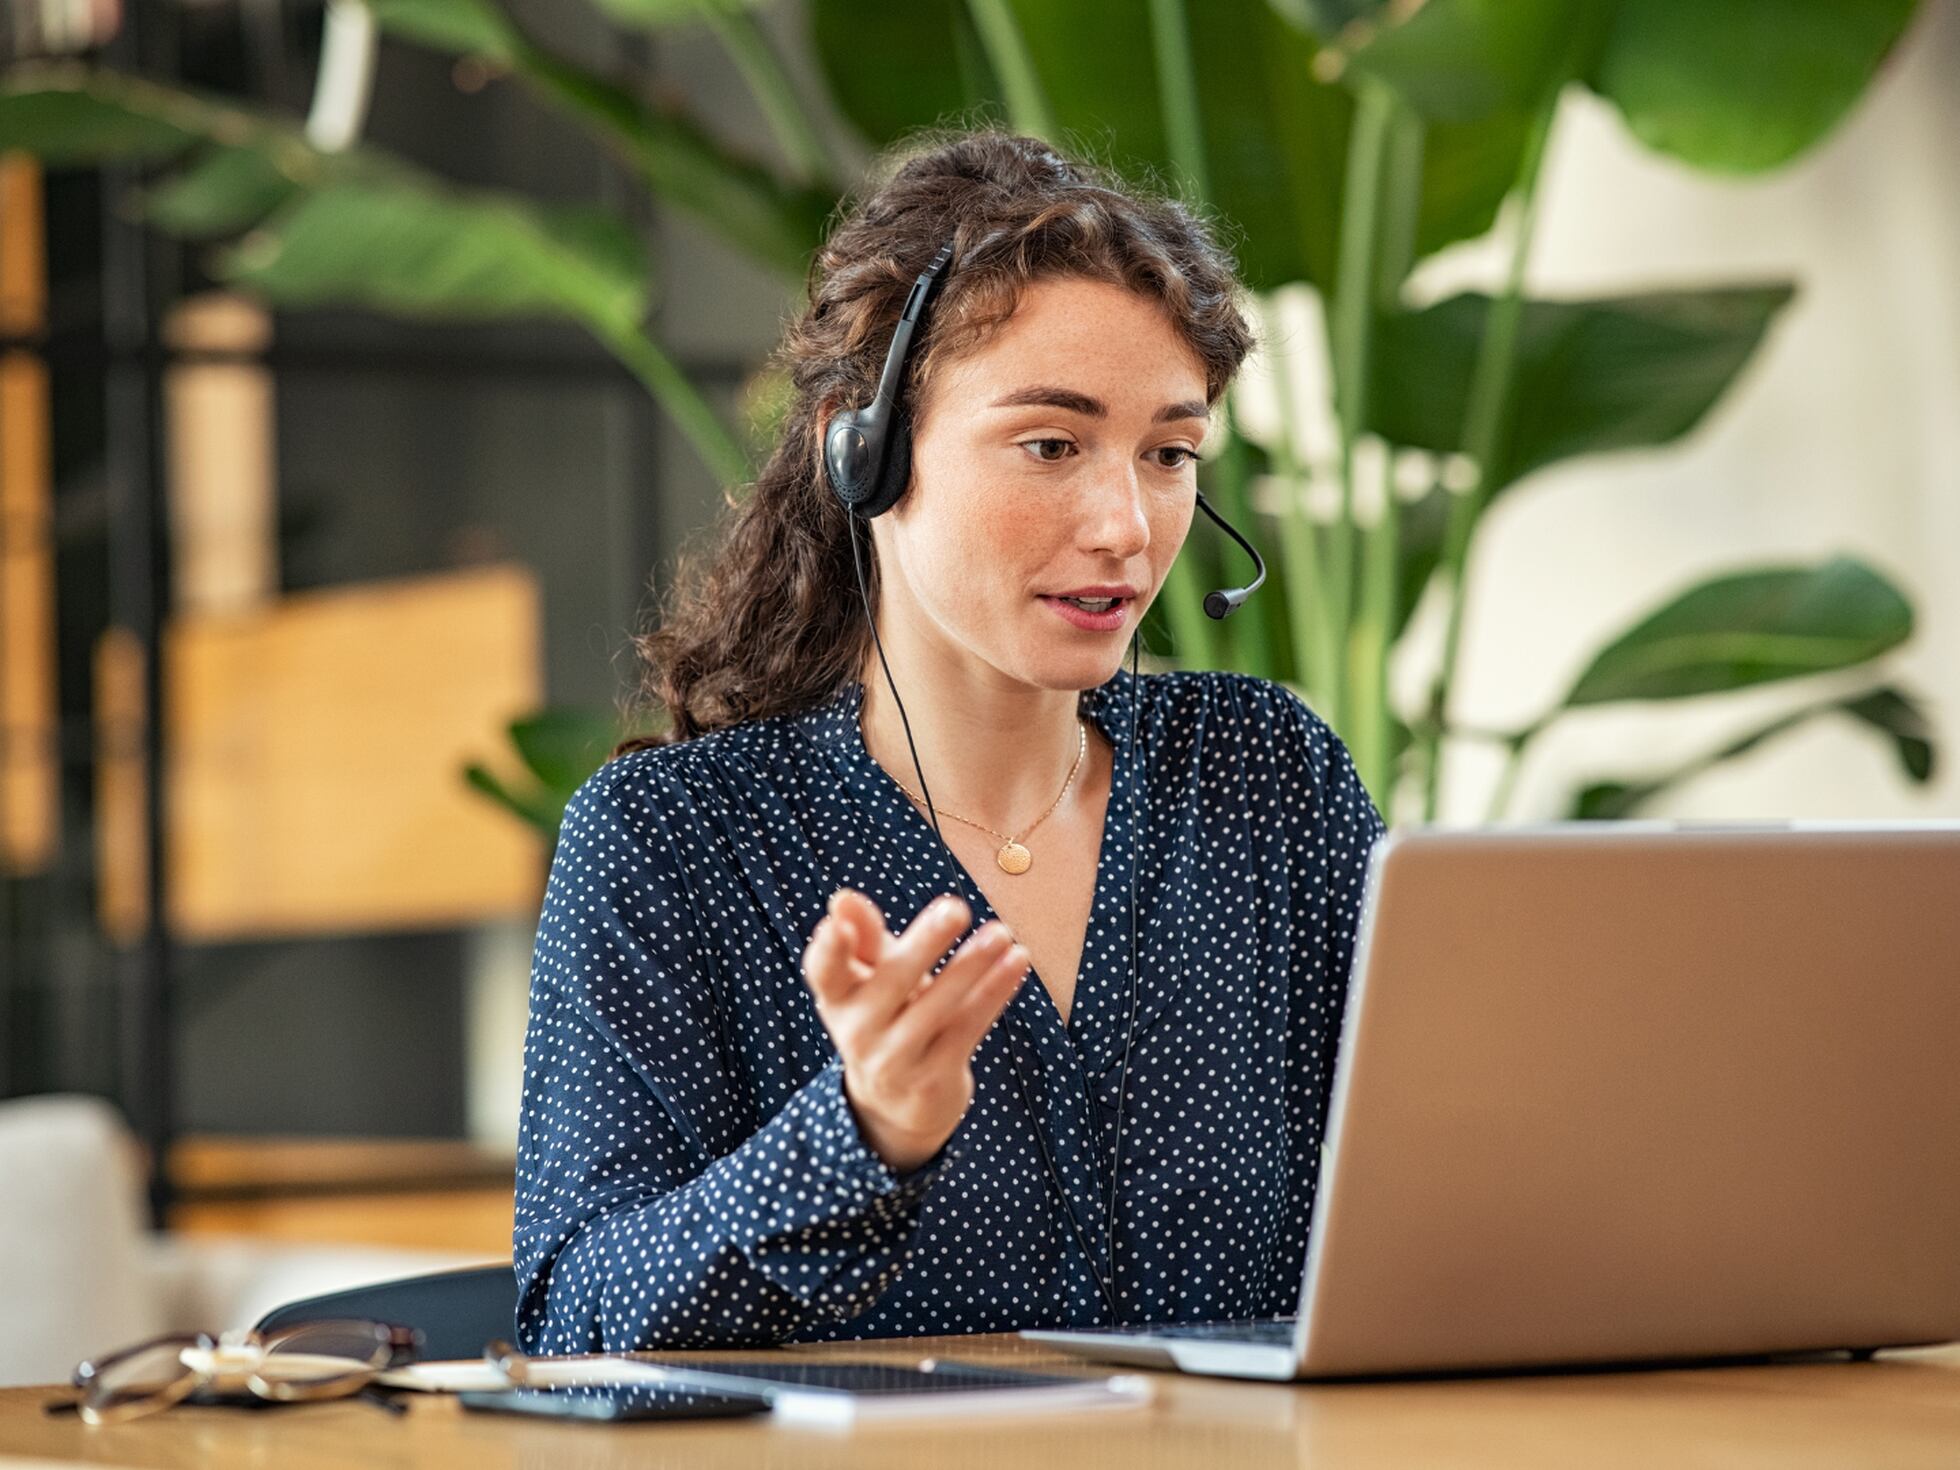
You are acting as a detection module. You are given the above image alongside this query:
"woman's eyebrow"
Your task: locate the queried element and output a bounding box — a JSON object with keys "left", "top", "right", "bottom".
{"left": 987, "top": 386, "right": 1210, "bottom": 423}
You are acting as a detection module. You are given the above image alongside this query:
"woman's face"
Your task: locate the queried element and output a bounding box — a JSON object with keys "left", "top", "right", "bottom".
{"left": 873, "top": 274, "right": 1212, "bottom": 693}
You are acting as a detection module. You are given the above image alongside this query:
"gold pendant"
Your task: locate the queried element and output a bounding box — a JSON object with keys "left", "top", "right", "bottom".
{"left": 996, "top": 840, "right": 1032, "bottom": 875}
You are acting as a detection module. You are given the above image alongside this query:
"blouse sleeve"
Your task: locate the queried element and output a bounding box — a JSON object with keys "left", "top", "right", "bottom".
{"left": 512, "top": 763, "right": 953, "bottom": 1353}
{"left": 1267, "top": 682, "right": 1388, "bottom": 1221}
{"left": 1273, "top": 682, "right": 1387, "bottom": 1006}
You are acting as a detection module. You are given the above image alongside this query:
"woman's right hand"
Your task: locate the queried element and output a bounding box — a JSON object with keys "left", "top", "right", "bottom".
{"left": 800, "top": 888, "right": 1029, "bottom": 1174}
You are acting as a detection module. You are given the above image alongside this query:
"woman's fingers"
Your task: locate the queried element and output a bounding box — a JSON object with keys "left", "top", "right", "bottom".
{"left": 828, "top": 888, "right": 887, "bottom": 969}
{"left": 806, "top": 890, "right": 1022, "bottom": 1079}
{"left": 803, "top": 891, "right": 885, "bottom": 1007}
{"left": 850, "top": 894, "right": 971, "bottom": 1029}
{"left": 800, "top": 914, "right": 860, "bottom": 1010}
{"left": 921, "top": 941, "right": 1032, "bottom": 1069}
{"left": 866, "top": 921, "right": 1020, "bottom": 1070}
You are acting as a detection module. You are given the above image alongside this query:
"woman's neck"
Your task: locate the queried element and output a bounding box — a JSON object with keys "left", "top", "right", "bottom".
{"left": 856, "top": 648, "right": 1094, "bottom": 835}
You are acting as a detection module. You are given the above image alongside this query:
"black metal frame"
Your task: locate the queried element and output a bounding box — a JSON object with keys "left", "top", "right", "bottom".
{"left": 98, "top": 9, "right": 176, "bottom": 1228}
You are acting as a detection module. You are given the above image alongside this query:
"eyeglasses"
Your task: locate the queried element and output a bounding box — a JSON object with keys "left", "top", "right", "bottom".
{"left": 60, "top": 1319, "right": 422, "bottom": 1426}
{"left": 485, "top": 1337, "right": 531, "bottom": 1384}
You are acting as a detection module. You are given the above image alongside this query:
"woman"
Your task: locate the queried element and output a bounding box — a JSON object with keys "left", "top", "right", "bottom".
{"left": 513, "top": 130, "right": 1386, "bottom": 1353}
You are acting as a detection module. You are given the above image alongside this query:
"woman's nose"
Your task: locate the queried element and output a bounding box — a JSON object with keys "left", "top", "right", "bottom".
{"left": 1085, "top": 463, "right": 1151, "bottom": 557}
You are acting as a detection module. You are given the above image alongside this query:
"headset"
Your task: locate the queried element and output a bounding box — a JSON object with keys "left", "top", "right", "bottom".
{"left": 821, "top": 234, "right": 1267, "bottom": 1325}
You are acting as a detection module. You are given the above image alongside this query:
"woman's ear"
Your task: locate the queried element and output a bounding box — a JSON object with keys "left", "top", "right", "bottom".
{"left": 813, "top": 398, "right": 838, "bottom": 487}
{"left": 881, "top": 407, "right": 914, "bottom": 512}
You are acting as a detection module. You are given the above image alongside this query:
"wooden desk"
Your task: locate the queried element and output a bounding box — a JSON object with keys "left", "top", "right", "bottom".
{"left": 5, "top": 1333, "right": 1959, "bottom": 1469}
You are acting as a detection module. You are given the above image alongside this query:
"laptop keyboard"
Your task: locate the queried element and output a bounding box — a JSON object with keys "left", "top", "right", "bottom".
{"left": 1088, "top": 1317, "right": 1297, "bottom": 1345}
{"left": 636, "top": 1361, "right": 1100, "bottom": 1395}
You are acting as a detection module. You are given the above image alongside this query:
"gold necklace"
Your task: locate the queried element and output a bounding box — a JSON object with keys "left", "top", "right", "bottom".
{"left": 880, "top": 718, "right": 1087, "bottom": 875}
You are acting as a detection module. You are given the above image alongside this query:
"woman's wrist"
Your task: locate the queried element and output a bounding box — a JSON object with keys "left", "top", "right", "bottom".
{"left": 841, "top": 1071, "right": 949, "bottom": 1175}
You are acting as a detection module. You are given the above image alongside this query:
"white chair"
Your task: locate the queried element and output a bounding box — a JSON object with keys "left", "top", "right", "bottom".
{"left": 0, "top": 1093, "right": 489, "bottom": 1387}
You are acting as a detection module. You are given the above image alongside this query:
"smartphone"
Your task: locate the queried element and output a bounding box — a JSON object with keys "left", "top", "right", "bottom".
{"left": 458, "top": 1383, "right": 770, "bottom": 1423}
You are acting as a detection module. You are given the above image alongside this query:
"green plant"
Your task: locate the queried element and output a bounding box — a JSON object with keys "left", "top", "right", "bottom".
{"left": 465, "top": 707, "right": 665, "bottom": 843}
{"left": 2, "top": 0, "right": 1936, "bottom": 832}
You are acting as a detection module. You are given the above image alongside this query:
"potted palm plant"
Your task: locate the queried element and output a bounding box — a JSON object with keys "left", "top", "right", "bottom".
{"left": 1, "top": 0, "right": 1935, "bottom": 832}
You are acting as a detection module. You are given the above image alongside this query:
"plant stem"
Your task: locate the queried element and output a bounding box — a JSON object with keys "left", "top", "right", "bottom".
{"left": 1420, "top": 82, "right": 1562, "bottom": 824}
{"left": 1256, "top": 292, "right": 1338, "bottom": 709}
{"left": 1485, "top": 704, "right": 1559, "bottom": 820}
{"left": 1325, "top": 77, "right": 1396, "bottom": 737}
{"left": 1140, "top": 0, "right": 1225, "bottom": 674}
{"left": 1158, "top": 553, "right": 1220, "bottom": 668}
{"left": 597, "top": 322, "right": 750, "bottom": 488}
{"left": 965, "top": 0, "right": 1057, "bottom": 140}
{"left": 1348, "top": 96, "right": 1424, "bottom": 811}
{"left": 1215, "top": 399, "right": 1275, "bottom": 676}
{"left": 1147, "top": 0, "right": 1207, "bottom": 195}
{"left": 1485, "top": 736, "right": 1529, "bottom": 823}
{"left": 699, "top": 8, "right": 838, "bottom": 186}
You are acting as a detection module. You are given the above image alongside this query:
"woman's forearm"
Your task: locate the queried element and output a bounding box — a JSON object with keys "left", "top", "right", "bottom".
{"left": 516, "top": 1054, "right": 954, "bottom": 1352}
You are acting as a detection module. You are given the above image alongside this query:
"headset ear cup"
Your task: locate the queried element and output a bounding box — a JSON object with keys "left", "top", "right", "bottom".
{"left": 862, "top": 407, "right": 913, "bottom": 518}
{"left": 823, "top": 408, "right": 874, "bottom": 515}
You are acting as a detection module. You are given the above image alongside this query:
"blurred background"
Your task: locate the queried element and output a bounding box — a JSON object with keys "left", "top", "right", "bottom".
{"left": 0, "top": 0, "right": 1952, "bottom": 1383}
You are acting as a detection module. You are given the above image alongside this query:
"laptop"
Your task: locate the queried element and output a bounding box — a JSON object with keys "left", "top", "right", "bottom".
{"left": 1023, "top": 821, "right": 1960, "bottom": 1379}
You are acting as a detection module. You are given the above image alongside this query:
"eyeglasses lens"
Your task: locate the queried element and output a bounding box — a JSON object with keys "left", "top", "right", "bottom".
{"left": 253, "top": 1321, "right": 397, "bottom": 1400}
{"left": 77, "top": 1338, "right": 202, "bottom": 1424}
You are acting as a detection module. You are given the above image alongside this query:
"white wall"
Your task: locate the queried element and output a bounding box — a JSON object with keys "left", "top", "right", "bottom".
{"left": 1405, "top": 0, "right": 1960, "bottom": 824}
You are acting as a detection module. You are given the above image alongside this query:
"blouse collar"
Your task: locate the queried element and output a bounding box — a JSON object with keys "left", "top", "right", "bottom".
{"left": 805, "top": 665, "right": 1137, "bottom": 781}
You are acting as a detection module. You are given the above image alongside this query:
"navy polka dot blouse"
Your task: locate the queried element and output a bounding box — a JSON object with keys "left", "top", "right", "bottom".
{"left": 513, "top": 666, "right": 1386, "bottom": 1352}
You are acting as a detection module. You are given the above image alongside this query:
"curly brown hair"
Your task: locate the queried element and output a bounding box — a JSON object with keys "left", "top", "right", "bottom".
{"left": 616, "top": 128, "right": 1258, "bottom": 755}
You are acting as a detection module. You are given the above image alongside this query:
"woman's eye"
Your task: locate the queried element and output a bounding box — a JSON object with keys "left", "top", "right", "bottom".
{"left": 1016, "top": 440, "right": 1202, "bottom": 467}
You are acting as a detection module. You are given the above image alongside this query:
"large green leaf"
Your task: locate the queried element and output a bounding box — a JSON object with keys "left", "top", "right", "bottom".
{"left": 1414, "top": 107, "right": 1530, "bottom": 258}
{"left": 596, "top": 93, "right": 835, "bottom": 279}
{"left": 1562, "top": 557, "right": 1914, "bottom": 707}
{"left": 215, "top": 177, "right": 651, "bottom": 331}
{"left": 1326, "top": 0, "right": 1600, "bottom": 123}
{"left": 372, "top": 0, "right": 831, "bottom": 277}
{"left": 365, "top": 0, "right": 522, "bottom": 61}
{"left": 0, "top": 64, "right": 321, "bottom": 172}
{"left": 1266, "top": 0, "right": 1383, "bottom": 35}
{"left": 144, "top": 146, "right": 304, "bottom": 237}
{"left": 811, "top": 0, "right": 1344, "bottom": 290}
{"left": 1100, "top": 0, "right": 1529, "bottom": 284}
{"left": 508, "top": 708, "right": 636, "bottom": 793}
{"left": 3, "top": 65, "right": 638, "bottom": 333}
{"left": 1371, "top": 284, "right": 1795, "bottom": 494}
{"left": 591, "top": 0, "right": 773, "bottom": 27}
{"left": 1589, "top": 0, "right": 1920, "bottom": 174}
{"left": 0, "top": 63, "right": 751, "bottom": 483}
{"left": 809, "top": 0, "right": 1520, "bottom": 292}
{"left": 809, "top": 0, "right": 995, "bottom": 147}
{"left": 0, "top": 65, "right": 203, "bottom": 162}
{"left": 1567, "top": 682, "right": 1935, "bottom": 818}
{"left": 1190, "top": 0, "right": 1350, "bottom": 292}
{"left": 463, "top": 763, "right": 567, "bottom": 840}
{"left": 465, "top": 705, "right": 669, "bottom": 842}
{"left": 1323, "top": 0, "right": 1920, "bottom": 175}
{"left": 0, "top": 67, "right": 349, "bottom": 213}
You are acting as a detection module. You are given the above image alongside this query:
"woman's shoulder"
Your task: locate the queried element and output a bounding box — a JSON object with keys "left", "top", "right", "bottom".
{"left": 1138, "top": 667, "right": 1335, "bottom": 743}
{"left": 555, "top": 735, "right": 732, "bottom": 849}
{"left": 562, "top": 699, "right": 829, "bottom": 828}
{"left": 1133, "top": 668, "right": 1361, "bottom": 805}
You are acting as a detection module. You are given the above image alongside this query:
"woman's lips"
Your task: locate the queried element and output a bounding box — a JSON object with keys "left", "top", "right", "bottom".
{"left": 1039, "top": 595, "right": 1129, "bottom": 631}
